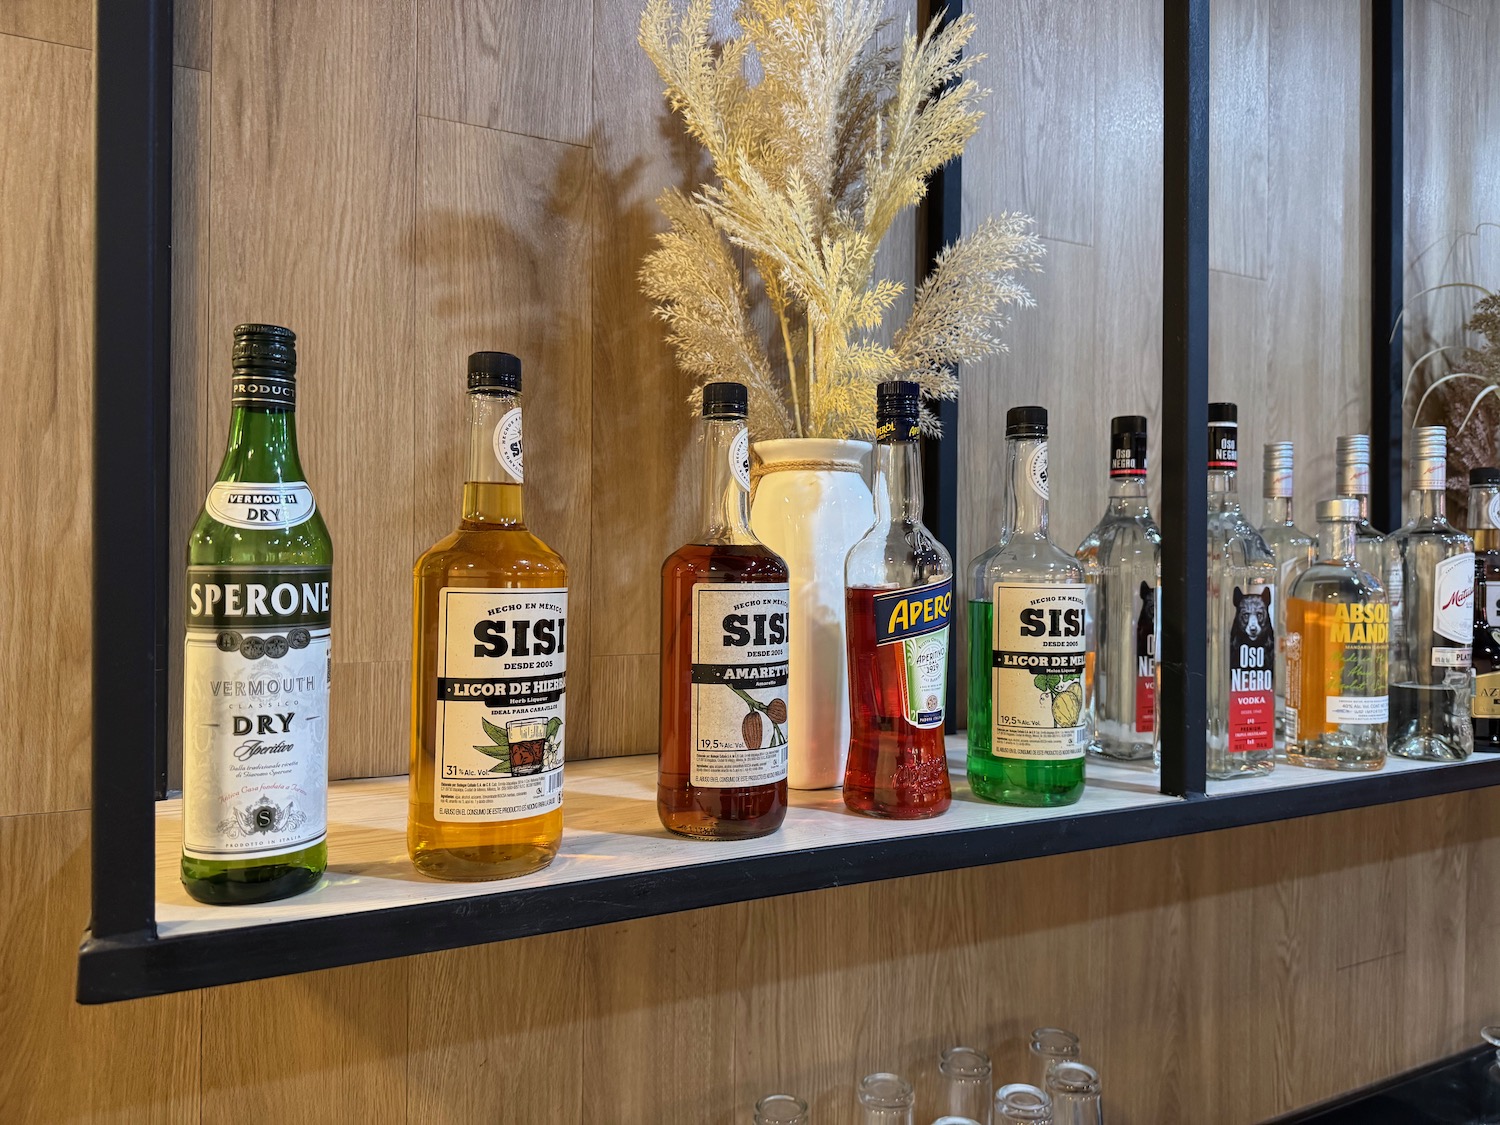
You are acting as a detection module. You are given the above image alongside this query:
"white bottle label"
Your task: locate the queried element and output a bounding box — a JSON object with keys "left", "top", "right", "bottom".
{"left": 689, "top": 583, "right": 790, "bottom": 788}
{"left": 204, "top": 480, "right": 316, "bottom": 530}
{"left": 730, "top": 426, "right": 752, "bottom": 493}
{"left": 182, "top": 565, "right": 330, "bottom": 860}
{"left": 1433, "top": 553, "right": 1476, "bottom": 665}
{"left": 990, "top": 582, "right": 1088, "bottom": 759}
{"left": 870, "top": 579, "right": 953, "bottom": 728}
{"left": 433, "top": 587, "right": 566, "bottom": 822}
{"left": 493, "top": 408, "right": 524, "bottom": 482}
{"left": 1327, "top": 695, "right": 1389, "bottom": 724}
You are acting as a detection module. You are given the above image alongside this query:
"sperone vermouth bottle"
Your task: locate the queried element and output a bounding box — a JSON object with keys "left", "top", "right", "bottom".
{"left": 409, "top": 352, "right": 568, "bottom": 879}
{"left": 1205, "top": 403, "right": 1277, "bottom": 779}
{"left": 182, "top": 323, "right": 331, "bottom": 905}
{"left": 1259, "top": 441, "right": 1317, "bottom": 748}
{"left": 659, "top": 382, "right": 790, "bottom": 839}
{"left": 1076, "top": 415, "right": 1160, "bottom": 762}
{"left": 967, "top": 406, "right": 1088, "bottom": 807}
{"left": 1386, "top": 426, "right": 1474, "bottom": 761}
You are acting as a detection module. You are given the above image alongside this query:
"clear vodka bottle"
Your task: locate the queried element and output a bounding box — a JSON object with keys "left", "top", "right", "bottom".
{"left": 1259, "top": 442, "right": 1317, "bottom": 747}
{"left": 1076, "top": 415, "right": 1160, "bottom": 761}
{"left": 1336, "top": 434, "right": 1386, "bottom": 575}
{"left": 1285, "top": 498, "right": 1388, "bottom": 770}
{"left": 1386, "top": 426, "right": 1475, "bottom": 760}
{"left": 1206, "top": 404, "right": 1277, "bottom": 778}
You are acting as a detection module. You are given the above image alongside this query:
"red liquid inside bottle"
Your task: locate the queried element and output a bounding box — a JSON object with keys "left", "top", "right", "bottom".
{"left": 843, "top": 586, "right": 952, "bottom": 818}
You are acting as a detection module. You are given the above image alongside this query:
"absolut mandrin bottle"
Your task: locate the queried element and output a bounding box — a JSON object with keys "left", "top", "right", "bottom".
{"left": 659, "top": 382, "right": 790, "bottom": 838}
{"left": 844, "top": 380, "right": 953, "bottom": 818}
{"left": 1386, "top": 426, "right": 1474, "bottom": 760}
{"left": 1076, "top": 415, "right": 1160, "bottom": 761}
{"left": 1259, "top": 442, "right": 1317, "bottom": 747}
{"left": 1206, "top": 403, "right": 1277, "bottom": 778}
{"left": 1469, "top": 467, "right": 1500, "bottom": 752}
{"left": 182, "top": 323, "right": 331, "bottom": 905}
{"left": 967, "top": 406, "right": 1088, "bottom": 807}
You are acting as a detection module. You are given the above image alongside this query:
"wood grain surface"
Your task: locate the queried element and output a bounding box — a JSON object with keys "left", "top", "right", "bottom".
{"left": 4, "top": 1, "right": 1500, "bottom": 1121}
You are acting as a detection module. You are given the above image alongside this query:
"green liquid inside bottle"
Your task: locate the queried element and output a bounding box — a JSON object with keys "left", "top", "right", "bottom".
{"left": 965, "top": 599, "right": 1086, "bottom": 807}
{"left": 181, "top": 325, "right": 330, "bottom": 905}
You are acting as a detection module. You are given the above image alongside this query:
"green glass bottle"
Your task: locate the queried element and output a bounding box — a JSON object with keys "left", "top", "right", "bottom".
{"left": 181, "top": 323, "right": 332, "bottom": 904}
{"left": 966, "top": 407, "right": 1088, "bottom": 806}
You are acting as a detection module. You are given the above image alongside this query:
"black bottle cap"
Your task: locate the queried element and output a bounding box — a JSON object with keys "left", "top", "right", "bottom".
{"left": 1208, "top": 403, "right": 1238, "bottom": 470}
{"left": 1472, "top": 467, "right": 1500, "bottom": 486}
{"left": 1110, "top": 415, "right": 1148, "bottom": 477}
{"left": 467, "top": 351, "right": 522, "bottom": 394}
{"left": 232, "top": 323, "right": 296, "bottom": 373}
{"left": 1208, "top": 401, "right": 1237, "bottom": 424}
{"left": 876, "top": 380, "right": 921, "bottom": 442}
{"left": 702, "top": 381, "right": 747, "bottom": 420}
{"left": 1006, "top": 405, "right": 1047, "bottom": 439}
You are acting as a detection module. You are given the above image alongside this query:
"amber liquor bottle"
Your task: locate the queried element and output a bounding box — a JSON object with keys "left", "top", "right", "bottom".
{"left": 659, "top": 382, "right": 790, "bottom": 839}
{"left": 1469, "top": 467, "right": 1500, "bottom": 751}
{"left": 408, "top": 352, "right": 569, "bottom": 880}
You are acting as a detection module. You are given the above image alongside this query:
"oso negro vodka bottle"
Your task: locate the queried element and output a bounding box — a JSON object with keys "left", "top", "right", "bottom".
{"left": 409, "top": 352, "right": 569, "bottom": 879}
{"left": 844, "top": 381, "right": 953, "bottom": 818}
{"left": 1386, "top": 426, "right": 1474, "bottom": 761}
{"left": 659, "top": 382, "right": 790, "bottom": 839}
{"left": 967, "top": 407, "right": 1088, "bottom": 807}
{"left": 1206, "top": 404, "right": 1277, "bottom": 779}
{"left": 1259, "top": 442, "right": 1317, "bottom": 747}
{"left": 182, "top": 324, "right": 331, "bottom": 905}
{"left": 1076, "top": 415, "right": 1160, "bottom": 762}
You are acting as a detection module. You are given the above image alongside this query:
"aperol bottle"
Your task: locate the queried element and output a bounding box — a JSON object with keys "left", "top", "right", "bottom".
{"left": 843, "top": 381, "right": 953, "bottom": 818}
{"left": 659, "top": 382, "right": 790, "bottom": 839}
{"left": 408, "top": 352, "right": 568, "bottom": 880}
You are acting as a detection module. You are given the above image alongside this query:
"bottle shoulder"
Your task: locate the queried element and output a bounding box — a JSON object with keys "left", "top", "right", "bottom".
{"left": 974, "top": 534, "right": 1084, "bottom": 588}
{"left": 187, "top": 510, "right": 332, "bottom": 566}
{"left": 1291, "top": 561, "right": 1386, "bottom": 601}
{"left": 662, "top": 542, "right": 789, "bottom": 584}
{"left": 415, "top": 525, "right": 568, "bottom": 584}
{"left": 847, "top": 519, "right": 953, "bottom": 587}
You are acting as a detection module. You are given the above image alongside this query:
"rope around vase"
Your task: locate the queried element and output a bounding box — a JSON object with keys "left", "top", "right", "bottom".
{"left": 748, "top": 456, "right": 864, "bottom": 502}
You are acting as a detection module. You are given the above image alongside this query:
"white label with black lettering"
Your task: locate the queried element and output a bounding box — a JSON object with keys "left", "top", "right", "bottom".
{"left": 690, "top": 583, "right": 790, "bottom": 788}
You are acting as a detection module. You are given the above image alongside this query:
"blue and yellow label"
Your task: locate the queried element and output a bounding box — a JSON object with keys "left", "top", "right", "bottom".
{"left": 872, "top": 578, "right": 951, "bottom": 728}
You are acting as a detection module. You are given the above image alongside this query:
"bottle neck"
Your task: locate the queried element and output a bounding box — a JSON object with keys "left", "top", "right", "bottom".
{"left": 218, "top": 403, "right": 306, "bottom": 482}
{"left": 462, "top": 391, "right": 524, "bottom": 527}
{"left": 1208, "top": 468, "right": 1240, "bottom": 510}
{"left": 699, "top": 417, "right": 754, "bottom": 543}
{"left": 1106, "top": 475, "right": 1149, "bottom": 512}
{"left": 1322, "top": 519, "right": 1357, "bottom": 563}
{"left": 1261, "top": 495, "right": 1295, "bottom": 526}
{"left": 1007, "top": 436, "right": 1049, "bottom": 536}
{"left": 1412, "top": 487, "right": 1447, "bottom": 523}
{"left": 873, "top": 437, "right": 923, "bottom": 524}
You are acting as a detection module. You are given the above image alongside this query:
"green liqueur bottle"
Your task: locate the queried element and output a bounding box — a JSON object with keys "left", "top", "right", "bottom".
{"left": 182, "top": 324, "right": 332, "bottom": 904}
{"left": 967, "top": 406, "right": 1088, "bottom": 806}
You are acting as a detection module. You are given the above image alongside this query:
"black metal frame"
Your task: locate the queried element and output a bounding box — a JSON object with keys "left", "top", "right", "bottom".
{"left": 79, "top": 0, "right": 1471, "bottom": 1004}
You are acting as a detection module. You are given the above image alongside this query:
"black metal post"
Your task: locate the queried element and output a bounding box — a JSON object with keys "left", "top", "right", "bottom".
{"left": 1370, "top": 0, "right": 1404, "bottom": 533}
{"left": 89, "top": 0, "right": 172, "bottom": 944}
{"left": 920, "top": 0, "right": 963, "bottom": 729}
{"left": 1159, "top": 0, "right": 1210, "bottom": 798}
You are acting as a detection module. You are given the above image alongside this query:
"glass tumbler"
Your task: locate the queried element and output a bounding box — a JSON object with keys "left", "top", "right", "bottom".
{"left": 858, "top": 1072, "right": 915, "bottom": 1125}
{"left": 1044, "top": 1062, "right": 1101, "bottom": 1125}
{"left": 939, "top": 1046, "right": 993, "bottom": 1123}
{"left": 755, "top": 1093, "right": 810, "bottom": 1125}
{"left": 995, "top": 1084, "right": 1052, "bottom": 1124}
{"left": 1029, "top": 1028, "right": 1080, "bottom": 1087}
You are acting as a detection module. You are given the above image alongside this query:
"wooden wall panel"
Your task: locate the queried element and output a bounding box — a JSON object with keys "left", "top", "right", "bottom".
{"left": 207, "top": 0, "right": 418, "bottom": 780}
{"left": 0, "top": 0, "right": 90, "bottom": 49}
{"left": 173, "top": 0, "right": 211, "bottom": 70}
{"left": 0, "top": 33, "right": 93, "bottom": 816}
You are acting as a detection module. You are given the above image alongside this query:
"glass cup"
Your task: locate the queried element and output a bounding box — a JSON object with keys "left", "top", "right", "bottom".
{"left": 939, "top": 1046, "right": 993, "bottom": 1124}
{"left": 1044, "top": 1062, "right": 1101, "bottom": 1125}
{"left": 1029, "top": 1028, "right": 1080, "bottom": 1088}
{"left": 858, "top": 1072, "right": 915, "bottom": 1125}
{"left": 755, "top": 1093, "right": 810, "bottom": 1125}
{"left": 994, "top": 1083, "right": 1052, "bottom": 1124}
{"left": 932, "top": 1118, "right": 984, "bottom": 1125}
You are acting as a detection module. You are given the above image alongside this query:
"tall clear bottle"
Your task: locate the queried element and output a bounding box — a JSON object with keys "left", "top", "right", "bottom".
{"left": 1386, "top": 426, "right": 1474, "bottom": 760}
{"left": 967, "top": 407, "right": 1088, "bottom": 807}
{"left": 659, "top": 383, "right": 790, "bottom": 838}
{"left": 1076, "top": 415, "right": 1160, "bottom": 762}
{"left": 1206, "top": 404, "right": 1277, "bottom": 778}
{"left": 1284, "top": 499, "right": 1388, "bottom": 770}
{"left": 182, "top": 323, "right": 331, "bottom": 905}
{"left": 844, "top": 381, "right": 953, "bottom": 818}
{"left": 1259, "top": 442, "right": 1317, "bottom": 747}
{"left": 1470, "top": 467, "right": 1500, "bottom": 752}
{"left": 1335, "top": 434, "right": 1386, "bottom": 574}
{"left": 409, "top": 352, "right": 569, "bottom": 880}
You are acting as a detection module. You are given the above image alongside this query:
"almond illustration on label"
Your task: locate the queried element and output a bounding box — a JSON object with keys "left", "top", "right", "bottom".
{"left": 742, "top": 710, "right": 764, "bottom": 749}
